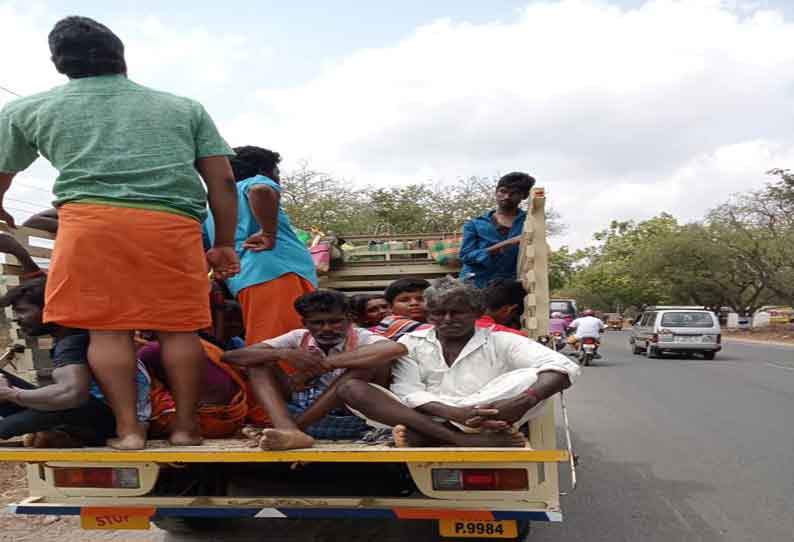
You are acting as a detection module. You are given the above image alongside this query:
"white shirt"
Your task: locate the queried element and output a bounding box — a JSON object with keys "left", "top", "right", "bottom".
{"left": 391, "top": 327, "right": 581, "bottom": 409}
{"left": 569, "top": 316, "right": 605, "bottom": 339}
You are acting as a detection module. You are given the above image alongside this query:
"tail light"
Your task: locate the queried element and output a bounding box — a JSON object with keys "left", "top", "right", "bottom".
{"left": 582, "top": 337, "right": 596, "bottom": 345}
{"left": 552, "top": 332, "right": 562, "bottom": 337}
{"left": 717, "top": 334, "right": 722, "bottom": 344}
{"left": 432, "top": 469, "right": 528, "bottom": 491}
{"left": 52, "top": 467, "right": 140, "bottom": 489}
{"left": 651, "top": 333, "right": 659, "bottom": 343}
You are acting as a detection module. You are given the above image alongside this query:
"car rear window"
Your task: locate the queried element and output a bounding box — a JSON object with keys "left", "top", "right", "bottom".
{"left": 551, "top": 301, "right": 572, "bottom": 313}
{"left": 661, "top": 312, "right": 714, "bottom": 328}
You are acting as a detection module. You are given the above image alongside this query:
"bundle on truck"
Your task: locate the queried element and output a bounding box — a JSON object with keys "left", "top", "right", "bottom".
{"left": 0, "top": 187, "right": 573, "bottom": 541}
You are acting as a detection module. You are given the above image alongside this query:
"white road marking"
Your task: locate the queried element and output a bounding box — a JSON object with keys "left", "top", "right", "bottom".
{"left": 765, "top": 362, "right": 794, "bottom": 371}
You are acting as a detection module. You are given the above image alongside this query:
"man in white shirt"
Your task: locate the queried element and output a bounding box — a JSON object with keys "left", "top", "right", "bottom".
{"left": 338, "top": 277, "right": 580, "bottom": 447}
{"left": 567, "top": 310, "right": 605, "bottom": 354}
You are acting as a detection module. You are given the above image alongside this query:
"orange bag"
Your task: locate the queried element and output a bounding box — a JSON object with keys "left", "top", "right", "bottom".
{"left": 149, "top": 340, "right": 251, "bottom": 438}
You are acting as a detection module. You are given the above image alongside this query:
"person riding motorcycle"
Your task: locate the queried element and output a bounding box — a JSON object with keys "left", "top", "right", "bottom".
{"left": 548, "top": 312, "right": 569, "bottom": 351}
{"left": 567, "top": 309, "right": 605, "bottom": 358}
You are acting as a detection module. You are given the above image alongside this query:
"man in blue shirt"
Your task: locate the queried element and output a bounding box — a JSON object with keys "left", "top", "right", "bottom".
{"left": 459, "top": 172, "right": 536, "bottom": 288}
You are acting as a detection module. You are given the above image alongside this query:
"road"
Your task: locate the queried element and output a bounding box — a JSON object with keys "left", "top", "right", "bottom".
{"left": 3, "top": 333, "right": 792, "bottom": 541}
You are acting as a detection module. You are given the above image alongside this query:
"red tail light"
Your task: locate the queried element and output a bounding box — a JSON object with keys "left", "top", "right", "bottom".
{"left": 582, "top": 337, "right": 596, "bottom": 345}
{"left": 52, "top": 467, "right": 140, "bottom": 489}
{"left": 432, "top": 469, "right": 528, "bottom": 491}
{"left": 651, "top": 334, "right": 659, "bottom": 343}
{"left": 552, "top": 332, "right": 562, "bottom": 337}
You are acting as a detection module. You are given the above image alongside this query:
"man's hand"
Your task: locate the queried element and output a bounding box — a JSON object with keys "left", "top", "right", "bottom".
{"left": 0, "top": 207, "right": 16, "bottom": 229}
{"left": 445, "top": 405, "right": 501, "bottom": 428}
{"left": 464, "top": 395, "right": 540, "bottom": 430}
{"left": 206, "top": 246, "right": 240, "bottom": 279}
{"left": 282, "top": 349, "right": 332, "bottom": 377}
{"left": 242, "top": 230, "right": 276, "bottom": 252}
{"left": 0, "top": 375, "right": 17, "bottom": 402}
{"left": 486, "top": 236, "right": 521, "bottom": 254}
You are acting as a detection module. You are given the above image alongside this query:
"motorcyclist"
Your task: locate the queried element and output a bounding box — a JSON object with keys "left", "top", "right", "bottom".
{"left": 547, "top": 312, "right": 569, "bottom": 350}
{"left": 567, "top": 309, "right": 605, "bottom": 358}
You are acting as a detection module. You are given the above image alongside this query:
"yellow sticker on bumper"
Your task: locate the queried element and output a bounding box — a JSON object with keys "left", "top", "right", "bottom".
{"left": 439, "top": 519, "right": 518, "bottom": 539}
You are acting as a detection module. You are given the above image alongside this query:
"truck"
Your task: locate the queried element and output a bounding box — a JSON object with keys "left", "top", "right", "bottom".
{"left": 0, "top": 187, "right": 574, "bottom": 541}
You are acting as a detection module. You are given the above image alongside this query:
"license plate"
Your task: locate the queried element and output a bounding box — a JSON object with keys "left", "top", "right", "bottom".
{"left": 80, "top": 508, "right": 152, "bottom": 530}
{"left": 439, "top": 519, "right": 518, "bottom": 539}
{"left": 675, "top": 335, "right": 700, "bottom": 343}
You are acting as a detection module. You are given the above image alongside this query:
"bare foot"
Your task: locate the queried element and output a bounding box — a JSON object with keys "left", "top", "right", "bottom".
{"left": 108, "top": 423, "right": 148, "bottom": 450}
{"left": 258, "top": 428, "right": 314, "bottom": 451}
{"left": 29, "top": 430, "right": 83, "bottom": 448}
{"left": 169, "top": 430, "right": 203, "bottom": 447}
{"left": 22, "top": 433, "right": 36, "bottom": 448}
{"left": 392, "top": 425, "right": 434, "bottom": 448}
{"left": 455, "top": 430, "right": 528, "bottom": 448}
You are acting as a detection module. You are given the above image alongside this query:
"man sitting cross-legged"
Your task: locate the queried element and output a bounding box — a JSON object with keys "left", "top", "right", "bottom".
{"left": 223, "top": 290, "right": 406, "bottom": 450}
{"left": 338, "top": 277, "right": 580, "bottom": 448}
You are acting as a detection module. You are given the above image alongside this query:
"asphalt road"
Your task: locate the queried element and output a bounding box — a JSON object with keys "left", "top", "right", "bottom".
{"left": 530, "top": 332, "right": 794, "bottom": 542}
{"left": 8, "top": 333, "right": 793, "bottom": 542}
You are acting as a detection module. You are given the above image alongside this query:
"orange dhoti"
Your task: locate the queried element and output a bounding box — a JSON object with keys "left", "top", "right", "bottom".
{"left": 44, "top": 203, "right": 211, "bottom": 331}
{"left": 237, "top": 273, "right": 315, "bottom": 346}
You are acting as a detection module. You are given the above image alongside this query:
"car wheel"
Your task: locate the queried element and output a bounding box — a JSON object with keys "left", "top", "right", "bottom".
{"left": 646, "top": 344, "right": 660, "bottom": 359}
{"left": 702, "top": 351, "right": 716, "bottom": 360}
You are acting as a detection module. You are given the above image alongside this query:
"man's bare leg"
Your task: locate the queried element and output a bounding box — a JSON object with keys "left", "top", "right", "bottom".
{"left": 88, "top": 330, "right": 147, "bottom": 450}
{"left": 158, "top": 332, "right": 205, "bottom": 446}
{"left": 248, "top": 365, "right": 314, "bottom": 450}
{"left": 337, "top": 379, "right": 526, "bottom": 448}
{"left": 295, "top": 365, "right": 387, "bottom": 430}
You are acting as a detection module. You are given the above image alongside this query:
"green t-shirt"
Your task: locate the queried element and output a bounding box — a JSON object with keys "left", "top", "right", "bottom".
{"left": 0, "top": 75, "right": 233, "bottom": 221}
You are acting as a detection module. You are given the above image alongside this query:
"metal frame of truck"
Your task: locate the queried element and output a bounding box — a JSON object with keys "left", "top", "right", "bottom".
{"left": 0, "top": 187, "right": 571, "bottom": 540}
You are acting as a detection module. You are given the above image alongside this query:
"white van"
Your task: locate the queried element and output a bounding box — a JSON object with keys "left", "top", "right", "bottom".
{"left": 629, "top": 306, "right": 722, "bottom": 359}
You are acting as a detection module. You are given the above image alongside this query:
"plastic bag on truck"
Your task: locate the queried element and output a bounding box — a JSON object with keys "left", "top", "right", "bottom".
{"left": 428, "top": 236, "right": 462, "bottom": 265}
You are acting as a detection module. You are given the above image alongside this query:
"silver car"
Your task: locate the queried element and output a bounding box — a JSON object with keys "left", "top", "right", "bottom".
{"left": 629, "top": 306, "right": 722, "bottom": 360}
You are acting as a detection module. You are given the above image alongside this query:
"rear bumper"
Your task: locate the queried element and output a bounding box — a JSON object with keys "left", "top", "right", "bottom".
{"left": 10, "top": 500, "right": 562, "bottom": 522}
{"left": 656, "top": 343, "right": 722, "bottom": 352}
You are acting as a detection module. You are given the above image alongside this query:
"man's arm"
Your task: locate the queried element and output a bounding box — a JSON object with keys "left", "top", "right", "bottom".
{"left": 458, "top": 220, "right": 491, "bottom": 266}
{"left": 0, "top": 365, "right": 92, "bottom": 411}
{"left": 21, "top": 208, "right": 58, "bottom": 234}
{"left": 0, "top": 232, "right": 39, "bottom": 274}
{"left": 222, "top": 343, "right": 328, "bottom": 375}
{"left": 196, "top": 156, "right": 239, "bottom": 279}
{"left": 0, "top": 172, "right": 16, "bottom": 228}
{"left": 242, "top": 184, "right": 279, "bottom": 251}
{"left": 326, "top": 341, "right": 407, "bottom": 370}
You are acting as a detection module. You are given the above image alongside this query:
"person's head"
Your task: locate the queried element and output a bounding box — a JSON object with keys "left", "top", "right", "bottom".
{"left": 0, "top": 276, "right": 56, "bottom": 337}
{"left": 424, "top": 277, "right": 485, "bottom": 341}
{"left": 482, "top": 278, "right": 526, "bottom": 328}
{"left": 48, "top": 16, "right": 126, "bottom": 79}
{"left": 294, "top": 290, "right": 351, "bottom": 347}
{"left": 349, "top": 294, "right": 390, "bottom": 327}
{"left": 495, "top": 172, "right": 535, "bottom": 212}
{"left": 230, "top": 146, "right": 282, "bottom": 184}
{"left": 582, "top": 309, "right": 595, "bottom": 317}
{"left": 551, "top": 311, "right": 563, "bottom": 320}
{"left": 384, "top": 278, "right": 430, "bottom": 322}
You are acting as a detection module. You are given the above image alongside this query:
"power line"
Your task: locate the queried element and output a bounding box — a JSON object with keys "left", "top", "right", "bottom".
{"left": 0, "top": 85, "right": 22, "bottom": 98}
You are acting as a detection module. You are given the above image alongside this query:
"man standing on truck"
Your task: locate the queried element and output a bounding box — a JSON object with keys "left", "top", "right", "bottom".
{"left": 338, "top": 277, "right": 580, "bottom": 447}
{"left": 0, "top": 16, "right": 240, "bottom": 449}
{"left": 223, "top": 290, "right": 406, "bottom": 450}
{"left": 459, "top": 172, "right": 535, "bottom": 288}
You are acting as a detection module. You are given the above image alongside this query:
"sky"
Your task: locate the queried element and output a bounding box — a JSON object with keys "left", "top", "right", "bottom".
{"left": 1, "top": 0, "right": 793, "bottom": 249}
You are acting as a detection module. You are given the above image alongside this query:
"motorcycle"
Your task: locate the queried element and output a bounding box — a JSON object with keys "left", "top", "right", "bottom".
{"left": 538, "top": 331, "right": 566, "bottom": 352}
{"left": 578, "top": 337, "right": 600, "bottom": 366}
{"left": 551, "top": 331, "right": 566, "bottom": 352}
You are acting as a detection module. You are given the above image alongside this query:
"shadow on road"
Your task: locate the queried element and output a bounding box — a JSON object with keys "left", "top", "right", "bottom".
{"left": 530, "top": 434, "right": 725, "bottom": 542}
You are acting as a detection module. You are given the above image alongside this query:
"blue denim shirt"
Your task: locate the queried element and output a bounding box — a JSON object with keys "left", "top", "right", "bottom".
{"left": 459, "top": 209, "right": 526, "bottom": 288}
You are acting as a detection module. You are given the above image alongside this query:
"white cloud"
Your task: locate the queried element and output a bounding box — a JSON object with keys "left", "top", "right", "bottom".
{"left": 2, "top": 1, "right": 793, "bottom": 248}
{"left": 228, "top": 0, "right": 794, "bottom": 247}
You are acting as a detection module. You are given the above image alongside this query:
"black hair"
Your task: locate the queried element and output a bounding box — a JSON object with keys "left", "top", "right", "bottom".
{"left": 48, "top": 16, "right": 126, "bottom": 78}
{"left": 294, "top": 289, "right": 350, "bottom": 317}
{"left": 0, "top": 276, "right": 47, "bottom": 309}
{"left": 349, "top": 294, "right": 384, "bottom": 321}
{"left": 496, "top": 172, "right": 535, "bottom": 197}
{"left": 230, "top": 146, "right": 281, "bottom": 182}
{"left": 483, "top": 278, "right": 526, "bottom": 313}
{"left": 384, "top": 278, "right": 430, "bottom": 305}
